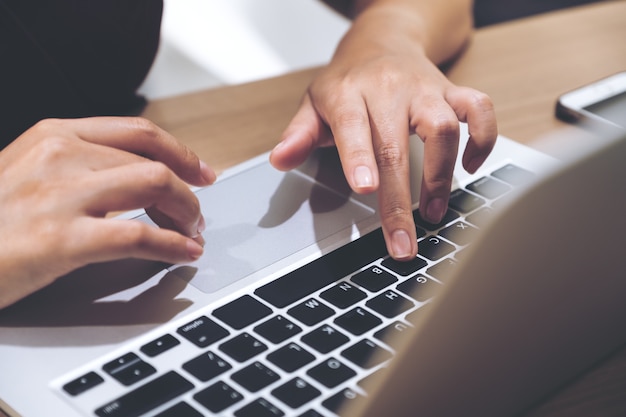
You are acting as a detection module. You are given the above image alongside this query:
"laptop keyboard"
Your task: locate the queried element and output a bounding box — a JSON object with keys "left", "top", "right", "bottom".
{"left": 59, "top": 163, "right": 533, "bottom": 417}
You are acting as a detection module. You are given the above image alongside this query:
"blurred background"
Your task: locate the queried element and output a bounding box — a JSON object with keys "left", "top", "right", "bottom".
{"left": 138, "top": 0, "right": 603, "bottom": 100}
{"left": 138, "top": 0, "right": 349, "bottom": 100}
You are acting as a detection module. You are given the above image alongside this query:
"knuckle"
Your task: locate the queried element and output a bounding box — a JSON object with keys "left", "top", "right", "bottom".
{"left": 175, "top": 194, "right": 202, "bottom": 224}
{"left": 468, "top": 90, "right": 494, "bottom": 112}
{"left": 376, "top": 66, "right": 403, "bottom": 89}
{"left": 34, "top": 135, "right": 75, "bottom": 162}
{"left": 424, "top": 164, "right": 454, "bottom": 191}
{"left": 427, "top": 174, "right": 451, "bottom": 191}
{"left": 119, "top": 221, "right": 152, "bottom": 250}
{"left": 425, "top": 117, "right": 459, "bottom": 140}
{"left": 31, "top": 118, "right": 63, "bottom": 133}
{"left": 143, "top": 161, "right": 175, "bottom": 192}
{"left": 129, "top": 116, "right": 157, "bottom": 131}
{"left": 332, "top": 107, "right": 369, "bottom": 129}
{"left": 381, "top": 200, "right": 412, "bottom": 222}
{"left": 375, "top": 141, "right": 405, "bottom": 170}
{"left": 178, "top": 141, "right": 197, "bottom": 165}
{"left": 345, "top": 148, "right": 373, "bottom": 164}
{"left": 128, "top": 117, "right": 160, "bottom": 140}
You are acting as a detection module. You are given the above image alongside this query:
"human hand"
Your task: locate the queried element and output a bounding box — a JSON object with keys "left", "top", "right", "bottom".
{"left": 270, "top": 6, "right": 497, "bottom": 261}
{"left": 0, "top": 117, "right": 215, "bottom": 308}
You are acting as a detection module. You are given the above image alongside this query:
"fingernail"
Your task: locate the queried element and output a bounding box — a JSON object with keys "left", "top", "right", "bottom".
{"left": 194, "top": 233, "right": 206, "bottom": 247}
{"left": 189, "top": 214, "right": 206, "bottom": 239}
{"left": 426, "top": 198, "right": 446, "bottom": 224}
{"left": 273, "top": 139, "right": 286, "bottom": 151}
{"left": 273, "top": 135, "right": 295, "bottom": 152}
{"left": 196, "top": 214, "right": 206, "bottom": 236}
{"left": 199, "top": 160, "right": 216, "bottom": 184}
{"left": 187, "top": 240, "right": 204, "bottom": 260}
{"left": 354, "top": 165, "right": 374, "bottom": 189}
{"left": 391, "top": 229, "right": 413, "bottom": 259}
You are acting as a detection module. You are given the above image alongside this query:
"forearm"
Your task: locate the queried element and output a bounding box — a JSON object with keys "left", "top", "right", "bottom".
{"left": 322, "top": 0, "right": 474, "bottom": 65}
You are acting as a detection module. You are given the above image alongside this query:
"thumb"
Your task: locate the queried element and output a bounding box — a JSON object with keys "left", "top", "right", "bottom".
{"left": 270, "top": 94, "right": 334, "bottom": 171}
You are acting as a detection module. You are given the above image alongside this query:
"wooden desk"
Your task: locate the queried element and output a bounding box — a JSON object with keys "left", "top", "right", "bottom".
{"left": 139, "top": 2, "right": 626, "bottom": 417}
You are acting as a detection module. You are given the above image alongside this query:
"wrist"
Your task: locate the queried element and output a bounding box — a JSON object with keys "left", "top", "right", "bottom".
{"left": 339, "top": 1, "right": 472, "bottom": 66}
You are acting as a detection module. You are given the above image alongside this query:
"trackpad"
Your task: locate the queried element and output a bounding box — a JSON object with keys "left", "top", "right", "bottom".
{"left": 169, "top": 161, "right": 374, "bottom": 293}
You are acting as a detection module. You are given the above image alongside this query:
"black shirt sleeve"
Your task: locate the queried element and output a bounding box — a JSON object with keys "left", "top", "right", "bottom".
{"left": 0, "top": 0, "right": 163, "bottom": 147}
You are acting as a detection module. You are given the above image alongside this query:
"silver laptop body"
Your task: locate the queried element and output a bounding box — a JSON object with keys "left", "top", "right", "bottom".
{"left": 1, "top": 125, "right": 624, "bottom": 417}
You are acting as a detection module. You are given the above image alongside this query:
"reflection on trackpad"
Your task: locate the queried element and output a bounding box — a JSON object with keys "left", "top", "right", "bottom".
{"left": 169, "top": 162, "right": 374, "bottom": 293}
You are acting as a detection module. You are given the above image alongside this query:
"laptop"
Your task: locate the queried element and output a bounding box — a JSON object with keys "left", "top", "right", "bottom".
{"left": 0, "top": 124, "right": 624, "bottom": 417}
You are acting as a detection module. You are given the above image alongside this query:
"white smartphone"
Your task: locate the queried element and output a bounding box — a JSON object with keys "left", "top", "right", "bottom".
{"left": 556, "top": 71, "right": 626, "bottom": 130}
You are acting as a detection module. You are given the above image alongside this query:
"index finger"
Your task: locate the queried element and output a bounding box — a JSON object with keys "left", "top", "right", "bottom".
{"left": 60, "top": 117, "right": 216, "bottom": 186}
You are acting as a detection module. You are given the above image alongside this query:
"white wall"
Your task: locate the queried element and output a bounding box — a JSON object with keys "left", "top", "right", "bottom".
{"left": 139, "top": 0, "right": 350, "bottom": 99}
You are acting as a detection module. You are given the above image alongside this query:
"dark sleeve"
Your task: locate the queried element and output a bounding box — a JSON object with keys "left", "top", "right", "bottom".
{"left": 0, "top": 0, "right": 163, "bottom": 148}
{"left": 474, "top": 0, "right": 605, "bottom": 27}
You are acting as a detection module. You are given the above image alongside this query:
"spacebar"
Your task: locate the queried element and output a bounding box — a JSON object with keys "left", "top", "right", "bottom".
{"left": 255, "top": 228, "right": 387, "bottom": 308}
{"left": 95, "top": 371, "right": 193, "bottom": 417}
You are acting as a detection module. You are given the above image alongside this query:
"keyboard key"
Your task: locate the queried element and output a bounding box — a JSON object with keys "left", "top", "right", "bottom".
{"left": 182, "top": 351, "right": 232, "bottom": 382}
{"left": 301, "top": 325, "right": 350, "bottom": 354}
{"left": 194, "top": 381, "right": 243, "bottom": 413}
{"left": 439, "top": 221, "right": 478, "bottom": 246}
{"left": 307, "top": 358, "right": 356, "bottom": 388}
{"left": 417, "top": 236, "right": 455, "bottom": 261}
{"left": 381, "top": 256, "right": 427, "bottom": 276}
{"left": 358, "top": 368, "right": 387, "bottom": 393}
{"left": 396, "top": 275, "right": 441, "bottom": 302}
{"left": 466, "top": 206, "right": 493, "bottom": 228}
{"left": 320, "top": 282, "right": 367, "bottom": 309}
{"left": 405, "top": 305, "right": 431, "bottom": 327}
{"left": 492, "top": 192, "right": 517, "bottom": 210}
{"left": 63, "top": 371, "right": 104, "bottom": 396}
{"left": 234, "top": 398, "right": 284, "bottom": 417}
{"left": 213, "top": 295, "right": 272, "bottom": 330}
{"left": 177, "top": 316, "right": 229, "bottom": 348}
{"left": 220, "top": 333, "right": 268, "bottom": 362}
{"left": 255, "top": 228, "right": 387, "bottom": 308}
{"left": 365, "top": 290, "right": 414, "bottom": 318}
{"left": 288, "top": 298, "right": 334, "bottom": 326}
{"left": 232, "top": 361, "right": 280, "bottom": 393}
{"left": 95, "top": 371, "right": 193, "bottom": 417}
{"left": 140, "top": 334, "right": 180, "bottom": 357}
{"left": 101, "top": 353, "right": 139, "bottom": 375}
{"left": 272, "top": 377, "right": 321, "bottom": 409}
{"left": 334, "top": 307, "right": 382, "bottom": 335}
{"left": 455, "top": 247, "right": 469, "bottom": 261}
{"left": 102, "top": 353, "right": 156, "bottom": 386}
{"left": 491, "top": 163, "right": 534, "bottom": 186}
{"left": 351, "top": 266, "right": 397, "bottom": 292}
{"left": 426, "top": 258, "right": 458, "bottom": 282}
{"left": 254, "top": 315, "right": 302, "bottom": 344}
{"left": 373, "top": 321, "right": 413, "bottom": 350}
{"left": 447, "top": 189, "right": 485, "bottom": 213}
{"left": 413, "top": 208, "right": 460, "bottom": 231}
{"left": 341, "top": 339, "right": 392, "bottom": 369}
{"left": 467, "top": 176, "right": 511, "bottom": 199}
{"left": 267, "top": 342, "right": 316, "bottom": 372}
{"left": 297, "top": 410, "right": 324, "bottom": 417}
{"left": 154, "top": 402, "right": 202, "bottom": 417}
{"left": 322, "top": 388, "right": 365, "bottom": 415}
